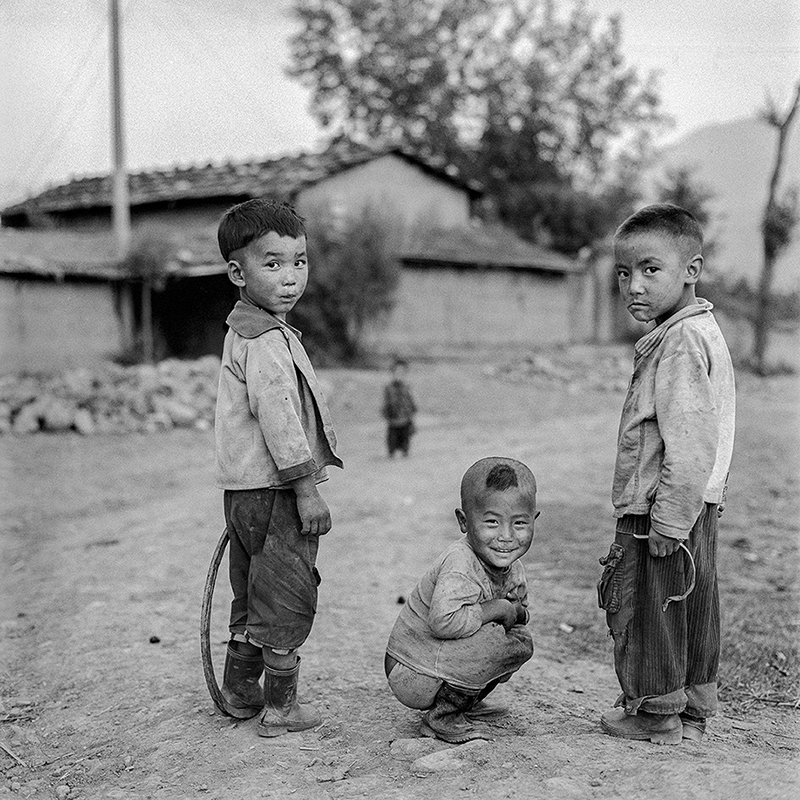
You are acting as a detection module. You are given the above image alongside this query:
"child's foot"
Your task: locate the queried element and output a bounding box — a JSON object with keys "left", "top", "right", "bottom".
{"left": 600, "top": 708, "right": 682, "bottom": 745}
{"left": 420, "top": 712, "right": 492, "bottom": 744}
{"left": 680, "top": 713, "right": 706, "bottom": 741}
{"left": 464, "top": 698, "right": 509, "bottom": 720}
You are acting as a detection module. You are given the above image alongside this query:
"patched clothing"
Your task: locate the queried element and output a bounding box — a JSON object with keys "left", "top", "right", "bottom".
{"left": 386, "top": 540, "right": 533, "bottom": 693}
{"left": 215, "top": 300, "right": 342, "bottom": 490}
{"left": 612, "top": 299, "right": 735, "bottom": 539}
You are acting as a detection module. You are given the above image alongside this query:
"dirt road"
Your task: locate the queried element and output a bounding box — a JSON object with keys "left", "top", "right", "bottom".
{"left": 1, "top": 357, "right": 797, "bottom": 799}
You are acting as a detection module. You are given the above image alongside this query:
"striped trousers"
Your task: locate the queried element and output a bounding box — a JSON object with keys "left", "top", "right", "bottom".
{"left": 600, "top": 504, "right": 720, "bottom": 717}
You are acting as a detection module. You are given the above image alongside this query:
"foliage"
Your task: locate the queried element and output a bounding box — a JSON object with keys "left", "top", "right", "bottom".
{"left": 290, "top": 204, "right": 401, "bottom": 362}
{"left": 122, "top": 226, "right": 176, "bottom": 286}
{"left": 287, "top": 0, "right": 667, "bottom": 252}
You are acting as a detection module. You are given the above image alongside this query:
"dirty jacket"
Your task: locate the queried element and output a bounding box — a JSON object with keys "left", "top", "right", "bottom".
{"left": 386, "top": 540, "right": 529, "bottom": 683}
{"left": 612, "top": 299, "right": 735, "bottom": 539}
{"left": 215, "top": 300, "right": 342, "bottom": 490}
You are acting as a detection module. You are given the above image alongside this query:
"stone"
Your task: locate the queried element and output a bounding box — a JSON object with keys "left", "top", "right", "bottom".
{"left": 411, "top": 749, "right": 465, "bottom": 773}
{"left": 55, "top": 786, "right": 71, "bottom": 799}
{"left": 389, "top": 738, "right": 436, "bottom": 759}
{"left": 73, "top": 408, "right": 95, "bottom": 435}
{"left": 12, "top": 402, "right": 42, "bottom": 434}
{"left": 43, "top": 399, "right": 77, "bottom": 432}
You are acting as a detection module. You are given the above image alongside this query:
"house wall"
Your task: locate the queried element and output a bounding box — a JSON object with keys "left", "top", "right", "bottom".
{"left": 362, "top": 266, "right": 587, "bottom": 356}
{"left": 0, "top": 277, "right": 124, "bottom": 371}
{"left": 296, "top": 154, "right": 471, "bottom": 233}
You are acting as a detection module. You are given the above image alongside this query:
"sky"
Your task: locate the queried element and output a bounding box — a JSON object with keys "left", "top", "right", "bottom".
{"left": 1, "top": 0, "right": 798, "bottom": 206}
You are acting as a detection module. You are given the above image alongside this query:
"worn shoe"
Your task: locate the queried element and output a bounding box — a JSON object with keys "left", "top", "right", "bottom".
{"left": 219, "top": 643, "right": 264, "bottom": 719}
{"left": 600, "top": 708, "right": 682, "bottom": 745}
{"left": 680, "top": 713, "right": 707, "bottom": 741}
{"left": 464, "top": 698, "right": 509, "bottom": 720}
{"left": 257, "top": 658, "right": 321, "bottom": 738}
{"left": 421, "top": 684, "right": 492, "bottom": 744}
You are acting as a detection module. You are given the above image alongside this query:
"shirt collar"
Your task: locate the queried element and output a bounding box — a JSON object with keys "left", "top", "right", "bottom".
{"left": 226, "top": 299, "right": 302, "bottom": 340}
{"left": 634, "top": 298, "right": 713, "bottom": 358}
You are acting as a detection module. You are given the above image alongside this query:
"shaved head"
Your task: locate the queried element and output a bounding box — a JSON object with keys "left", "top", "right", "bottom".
{"left": 460, "top": 457, "right": 537, "bottom": 510}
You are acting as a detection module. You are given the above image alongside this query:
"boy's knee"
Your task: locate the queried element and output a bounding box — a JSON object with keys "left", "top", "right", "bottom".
{"left": 262, "top": 646, "right": 298, "bottom": 669}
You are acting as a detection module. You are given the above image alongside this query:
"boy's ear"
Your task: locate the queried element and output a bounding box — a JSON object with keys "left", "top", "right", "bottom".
{"left": 455, "top": 508, "right": 468, "bottom": 533}
{"left": 227, "top": 259, "right": 246, "bottom": 287}
{"left": 685, "top": 254, "right": 703, "bottom": 285}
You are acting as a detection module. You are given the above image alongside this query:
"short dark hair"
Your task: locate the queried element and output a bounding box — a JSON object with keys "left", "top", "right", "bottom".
{"left": 460, "top": 457, "right": 536, "bottom": 508}
{"left": 217, "top": 199, "right": 306, "bottom": 261}
{"left": 615, "top": 203, "right": 703, "bottom": 254}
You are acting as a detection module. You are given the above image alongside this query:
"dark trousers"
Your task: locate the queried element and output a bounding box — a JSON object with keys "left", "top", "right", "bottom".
{"left": 387, "top": 423, "right": 413, "bottom": 455}
{"left": 601, "top": 504, "right": 720, "bottom": 717}
{"left": 224, "top": 488, "right": 321, "bottom": 651}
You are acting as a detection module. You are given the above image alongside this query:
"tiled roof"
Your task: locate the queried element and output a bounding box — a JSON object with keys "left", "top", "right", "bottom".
{"left": 401, "top": 225, "right": 580, "bottom": 274}
{"left": 0, "top": 221, "right": 579, "bottom": 280}
{"left": 1, "top": 141, "right": 481, "bottom": 219}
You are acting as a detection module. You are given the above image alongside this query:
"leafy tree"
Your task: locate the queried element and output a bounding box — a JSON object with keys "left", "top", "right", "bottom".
{"left": 291, "top": 204, "right": 401, "bottom": 362}
{"left": 287, "top": 0, "right": 666, "bottom": 252}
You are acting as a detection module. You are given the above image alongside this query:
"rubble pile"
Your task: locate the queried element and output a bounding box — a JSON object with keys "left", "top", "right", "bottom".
{"left": 0, "top": 356, "right": 221, "bottom": 435}
{"left": 487, "top": 347, "right": 632, "bottom": 393}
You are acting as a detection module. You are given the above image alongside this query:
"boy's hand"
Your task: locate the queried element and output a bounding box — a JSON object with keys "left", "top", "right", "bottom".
{"left": 506, "top": 591, "right": 529, "bottom": 625}
{"left": 648, "top": 530, "right": 683, "bottom": 557}
{"left": 291, "top": 476, "right": 332, "bottom": 536}
{"left": 481, "top": 599, "right": 517, "bottom": 630}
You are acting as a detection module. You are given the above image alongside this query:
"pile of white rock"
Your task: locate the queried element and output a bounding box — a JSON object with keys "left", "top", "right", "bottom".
{"left": 0, "top": 356, "right": 221, "bottom": 435}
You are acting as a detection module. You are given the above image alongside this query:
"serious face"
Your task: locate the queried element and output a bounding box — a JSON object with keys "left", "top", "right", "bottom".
{"left": 227, "top": 231, "right": 308, "bottom": 320}
{"left": 456, "top": 487, "right": 536, "bottom": 570}
{"left": 614, "top": 231, "right": 702, "bottom": 326}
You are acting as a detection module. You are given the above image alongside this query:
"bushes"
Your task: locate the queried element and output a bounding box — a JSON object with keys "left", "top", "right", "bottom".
{"left": 291, "top": 204, "right": 401, "bottom": 363}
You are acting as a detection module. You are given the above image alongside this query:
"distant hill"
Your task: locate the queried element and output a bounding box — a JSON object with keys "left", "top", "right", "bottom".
{"left": 655, "top": 116, "right": 800, "bottom": 290}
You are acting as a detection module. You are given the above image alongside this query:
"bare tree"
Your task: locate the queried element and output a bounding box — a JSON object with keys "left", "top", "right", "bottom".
{"left": 753, "top": 81, "right": 800, "bottom": 373}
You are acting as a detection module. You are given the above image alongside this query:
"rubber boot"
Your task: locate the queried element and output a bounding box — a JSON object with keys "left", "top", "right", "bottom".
{"left": 464, "top": 679, "right": 508, "bottom": 721}
{"left": 680, "top": 712, "right": 707, "bottom": 741}
{"left": 600, "top": 708, "right": 682, "bottom": 745}
{"left": 219, "top": 643, "right": 264, "bottom": 719}
{"left": 257, "top": 658, "right": 321, "bottom": 738}
{"left": 420, "top": 684, "right": 492, "bottom": 744}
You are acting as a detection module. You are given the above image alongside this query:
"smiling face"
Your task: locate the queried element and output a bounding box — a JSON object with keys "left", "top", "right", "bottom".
{"left": 227, "top": 231, "right": 308, "bottom": 320}
{"left": 614, "top": 231, "right": 703, "bottom": 326}
{"left": 456, "top": 487, "right": 536, "bottom": 570}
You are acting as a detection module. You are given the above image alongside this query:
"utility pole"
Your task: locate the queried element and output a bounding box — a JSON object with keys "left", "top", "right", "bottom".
{"left": 109, "top": 0, "right": 131, "bottom": 259}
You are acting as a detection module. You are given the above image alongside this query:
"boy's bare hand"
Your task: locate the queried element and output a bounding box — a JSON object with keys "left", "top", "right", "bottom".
{"left": 291, "top": 476, "right": 332, "bottom": 536}
{"left": 648, "top": 530, "right": 683, "bottom": 557}
{"left": 481, "top": 599, "right": 518, "bottom": 630}
{"left": 505, "top": 591, "right": 529, "bottom": 625}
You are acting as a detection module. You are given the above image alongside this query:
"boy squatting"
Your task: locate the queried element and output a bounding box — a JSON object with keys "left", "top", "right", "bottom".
{"left": 385, "top": 457, "right": 536, "bottom": 743}
{"left": 214, "top": 199, "right": 343, "bottom": 738}
{"left": 598, "top": 203, "right": 735, "bottom": 745}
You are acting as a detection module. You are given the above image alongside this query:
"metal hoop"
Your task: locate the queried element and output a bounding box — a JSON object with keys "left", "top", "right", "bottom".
{"left": 200, "top": 528, "right": 233, "bottom": 715}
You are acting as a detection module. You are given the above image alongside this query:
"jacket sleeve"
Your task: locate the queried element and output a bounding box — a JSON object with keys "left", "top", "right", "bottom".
{"left": 650, "top": 346, "right": 719, "bottom": 539}
{"left": 428, "top": 568, "right": 484, "bottom": 639}
{"left": 241, "top": 331, "right": 317, "bottom": 483}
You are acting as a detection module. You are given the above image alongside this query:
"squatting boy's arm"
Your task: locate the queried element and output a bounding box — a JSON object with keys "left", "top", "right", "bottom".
{"left": 481, "top": 599, "right": 518, "bottom": 630}
{"left": 428, "top": 572, "right": 485, "bottom": 639}
{"left": 652, "top": 345, "right": 719, "bottom": 541}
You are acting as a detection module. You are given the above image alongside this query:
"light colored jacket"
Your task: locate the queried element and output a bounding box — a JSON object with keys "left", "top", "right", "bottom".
{"left": 612, "top": 299, "right": 735, "bottom": 539}
{"left": 215, "top": 300, "right": 342, "bottom": 490}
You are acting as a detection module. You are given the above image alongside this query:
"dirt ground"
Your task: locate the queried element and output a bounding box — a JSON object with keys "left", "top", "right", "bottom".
{"left": 1, "top": 353, "right": 798, "bottom": 799}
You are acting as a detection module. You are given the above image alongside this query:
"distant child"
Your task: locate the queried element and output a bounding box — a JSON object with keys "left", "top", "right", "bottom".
{"left": 382, "top": 358, "right": 417, "bottom": 457}
{"left": 385, "top": 457, "right": 536, "bottom": 743}
{"left": 214, "top": 199, "right": 343, "bottom": 738}
{"left": 598, "top": 203, "right": 735, "bottom": 745}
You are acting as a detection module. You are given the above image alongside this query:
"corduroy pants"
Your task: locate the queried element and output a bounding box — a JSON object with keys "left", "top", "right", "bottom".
{"left": 600, "top": 504, "right": 720, "bottom": 717}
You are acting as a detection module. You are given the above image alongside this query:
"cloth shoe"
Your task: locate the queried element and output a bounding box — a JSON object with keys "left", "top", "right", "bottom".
{"left": 257, "top": 658, "right": 321, "bottom": 738}
{"left": 600, "top": 708, "right": 682, "bottom": 745}
{"left": 421, "top": 684, "right": 492, "bottom": 744}
{"left": 219, "top": 643, "right": 264, "bottom": 719}
{"left": 680, "top": 712, "right": 707, "bottom": 741}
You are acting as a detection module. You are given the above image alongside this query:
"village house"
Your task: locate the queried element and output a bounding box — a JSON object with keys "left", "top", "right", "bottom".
{"left": 0, "top": 140, "right": 590, "bottom": 369}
